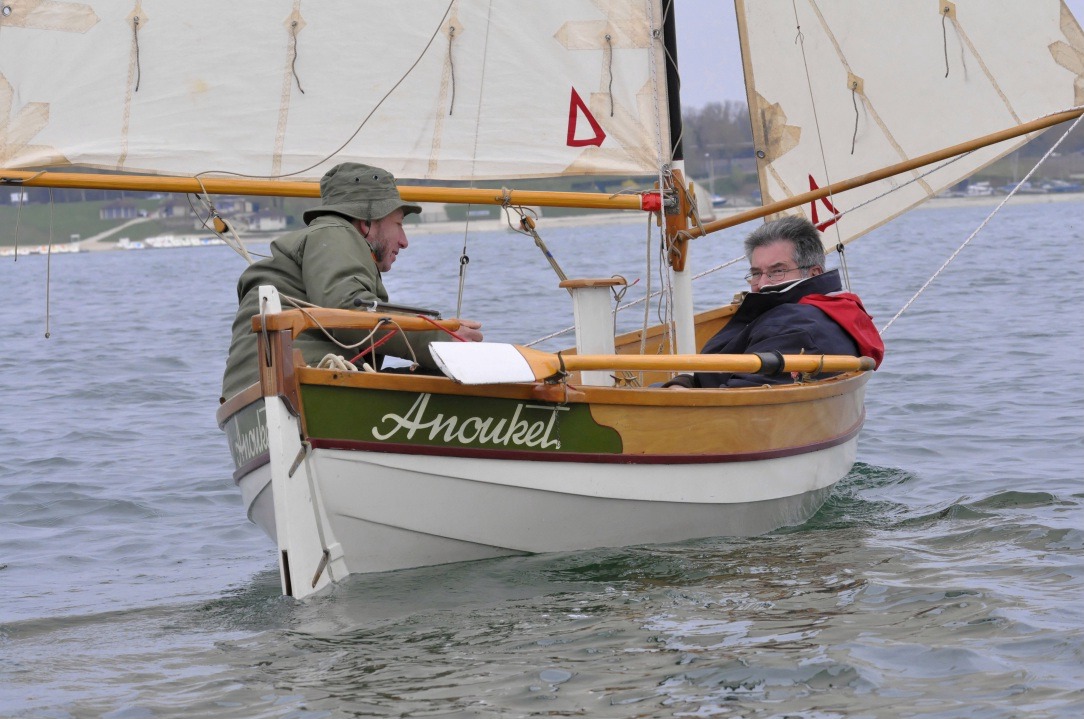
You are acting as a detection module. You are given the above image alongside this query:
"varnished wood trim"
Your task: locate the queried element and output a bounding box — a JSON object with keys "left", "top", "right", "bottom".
{"left": 559, "top": 278, "right": 627, "bottom": 289}
{"left": 306, "top": 414, "right": 862, "bottom": 464}
{"left": 294, "top": 364, "right": 869, "bottom": 408}
{"left": 253, "top": 308, "right": 461, "bottom": 338}
{"left": 217, "top": 384, "right": 262, "bottom": 426}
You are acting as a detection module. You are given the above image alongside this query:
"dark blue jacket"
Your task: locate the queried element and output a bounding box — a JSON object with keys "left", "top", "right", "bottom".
{"left": 678, "top": 270, "right": 859, "bottom": 388}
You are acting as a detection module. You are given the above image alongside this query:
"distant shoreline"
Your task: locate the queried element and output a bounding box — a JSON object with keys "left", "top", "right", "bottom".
{"left": 4, "top": 191, "right": 1080, "bottom": 255}
{"left": 406, "top": 191, "right": 1083, "bottom": 236}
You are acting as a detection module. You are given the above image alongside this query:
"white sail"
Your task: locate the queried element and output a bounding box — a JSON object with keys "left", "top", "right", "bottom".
{"left": 736, "top": 0, "right": 1083, "bottom": 245}
{"left": 0, "top": 1, "right": 670, "bottom": 181}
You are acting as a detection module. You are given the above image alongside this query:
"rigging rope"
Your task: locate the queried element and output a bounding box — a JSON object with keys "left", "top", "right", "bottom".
{"left": 503, "top": 202, "right": 569, "bottom": 285}
{"left": 185, "top": 184, "right": 257, "bottom": 264}
{"left": 447, "top": 24, "right": 457, "bottom": 115}
{"left": 44, "top": 189, "right": 54, "bottom": 338}
{"left": 197, "top": 0, "right": 455, "bottom": 186}
{"left": 941, "top": 5, "right": 951, "bottom": 78}
{"left": 850, "top": 81, "right": 860, "bottom": 155}
{"left": 455, "top": 225, "right": 470, "bottom": 318}
{"left": 290, "top": 19, "right": 305, "bottom": 94}
{"left": 131, "top": 15, "right": 142, "bottom": 92}
{"left": 201, "top": 1, "right": 457, "bottom": 265}
{"left": 790, "top": 0, "right": 851, "bottom": 291}
{"left": 881, "top": 109, "right": 1084, "bottom": 334}
{"left": 640, "top": 213, "right": 653, "bottom": 355}
{"left": 605, "top": 33, "right": 615, "bottom": 117}
{"left": 262, "top": 291, "right": 433, "bottom": 373}
{"left": 455, "top": 0, "right": 495, "bottom": 318}
{"left": 12, "top": 183, "right": 24, "bottom": 261}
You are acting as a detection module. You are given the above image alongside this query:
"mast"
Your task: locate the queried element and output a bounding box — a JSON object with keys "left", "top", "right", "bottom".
{"left": 662, "top": 0, "right": 696, "bottom": 354}
{"left": 662, "top": 0, "right": 683, "bottom": 166}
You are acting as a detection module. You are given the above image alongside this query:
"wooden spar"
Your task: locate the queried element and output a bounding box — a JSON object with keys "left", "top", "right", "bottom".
{"left": 429, "top": 341, "right": 874, "bottom": 385}
{"left": 687, "top": 107, "right": 1084, "bottom": 239}
{"left": 518, "top": 346, "right": 874, "bottom": 377}
{"left": 3, "top": 108, "right": 1076, "bottom": 220}
{"left": 0, "top": 169, "right": 652, "bottom": 211}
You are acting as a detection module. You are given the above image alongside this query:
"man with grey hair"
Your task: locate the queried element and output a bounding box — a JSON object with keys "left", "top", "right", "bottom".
{"left": 665, "top": 215, "right": 883, "bottom": 388}
{"left": 221, "top": 162, "right": 483, "bottom": 399}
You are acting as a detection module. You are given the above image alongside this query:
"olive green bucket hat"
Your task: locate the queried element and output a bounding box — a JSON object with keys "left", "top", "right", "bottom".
{"left": 303, "top": 162, "right": 422, "bottom": 225}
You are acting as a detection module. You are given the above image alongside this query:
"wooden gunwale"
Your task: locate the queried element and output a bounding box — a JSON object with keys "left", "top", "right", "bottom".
{"left": 292, "top": 364, "right": 868, "bottom": 408}
{"left": 217, "top": 384, "right": 262, "bottom": 426}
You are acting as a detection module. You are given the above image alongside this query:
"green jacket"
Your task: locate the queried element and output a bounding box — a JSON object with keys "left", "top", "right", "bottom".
{"left": 221, "top": 214, "right": 444, "bottom": 399}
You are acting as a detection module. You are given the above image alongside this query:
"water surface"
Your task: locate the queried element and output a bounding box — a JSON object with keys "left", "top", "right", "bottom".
{"left": 1, "top": 197, "right": 1081, "bottom": 717}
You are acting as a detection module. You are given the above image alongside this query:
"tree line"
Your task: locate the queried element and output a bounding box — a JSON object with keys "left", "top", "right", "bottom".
{"left": 680, "top": 100, "right": 1084, "bottom": 195}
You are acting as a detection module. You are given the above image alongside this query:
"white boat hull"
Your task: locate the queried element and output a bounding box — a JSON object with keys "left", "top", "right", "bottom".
{"left": 238, "top": 437, "right": 853, "bottom": 576}
{"left": 218, "top": 292, "right": 869, "bottom": 597}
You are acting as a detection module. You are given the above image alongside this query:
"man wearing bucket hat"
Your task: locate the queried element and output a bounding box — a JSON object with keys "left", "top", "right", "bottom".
{"left": 221, "top": 162, "right": 483, "bottom": 399}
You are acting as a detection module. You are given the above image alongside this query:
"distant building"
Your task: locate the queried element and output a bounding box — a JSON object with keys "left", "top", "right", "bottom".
{"left": 157, "top": 197, "right": 193, "bottom": 218}
{"left": 99, "top": 201, "right": 139, "bottom": 220}
{"left": 216, "top": 196, "right": 255, "bottom": 215}
{"left": 248, "top": 210, "right": 288, "bottom": 232}
{"left": 418, "top": 203, "right": 449, "bottom": 223}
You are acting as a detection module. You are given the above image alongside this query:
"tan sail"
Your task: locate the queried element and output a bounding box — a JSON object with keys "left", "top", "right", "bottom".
{"left": 0, "top": 1, "right": 670, "bottom": 181}
{"left": 735, "top": 0, "right": 1083, "bottom": 246}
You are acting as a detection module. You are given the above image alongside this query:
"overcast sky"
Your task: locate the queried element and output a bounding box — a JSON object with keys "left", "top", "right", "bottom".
{"left": 674, "top": 0, "right": 1084, "bottom": 109}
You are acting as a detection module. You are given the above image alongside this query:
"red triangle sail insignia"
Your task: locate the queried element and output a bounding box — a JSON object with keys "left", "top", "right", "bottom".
{"left": 566, "top": 88, "right": 606, "bottom": 148}
{"left": 808, "top": 175, "right": 841, "bottom": 231}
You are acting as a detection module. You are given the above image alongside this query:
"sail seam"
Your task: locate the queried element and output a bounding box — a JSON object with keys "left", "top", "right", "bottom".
{"left": 949, "top": 14, "right": 1022, "bottom": 124}
{"left": 792, "top": 0, "right": 851, "bottom": 288}
{"left": 117, "top": 2, "right": 147, "bottom": 170}
{"left": 273, "top": 3, "right": 305, "bottom": 177}
{"left": 803, "top": 2, "right": 935, "bottom": 198}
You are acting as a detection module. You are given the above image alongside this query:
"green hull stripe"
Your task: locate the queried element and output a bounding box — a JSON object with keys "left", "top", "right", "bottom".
{"left": 301, "top": 385, "right": 622, "bottom": 454}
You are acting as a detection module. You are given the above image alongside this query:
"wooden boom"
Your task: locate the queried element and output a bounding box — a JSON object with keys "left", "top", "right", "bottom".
{"left": 687, "top": 108, "right": 1084, "bottom": 238}
{"left": 2, "top": 108, "right": 1076, "bottom": 227}
{"left": 0, "top": 169, "right": 655, "bottom": 211}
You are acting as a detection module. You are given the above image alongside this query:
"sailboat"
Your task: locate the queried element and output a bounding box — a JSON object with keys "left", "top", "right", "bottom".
{"left": 2, "top": 2, "right": 1080, "bottom": 599}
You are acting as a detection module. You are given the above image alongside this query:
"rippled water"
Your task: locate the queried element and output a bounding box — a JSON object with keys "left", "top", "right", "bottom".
{"left": 1, "top": 197, "right": 1081, "bottom": 718}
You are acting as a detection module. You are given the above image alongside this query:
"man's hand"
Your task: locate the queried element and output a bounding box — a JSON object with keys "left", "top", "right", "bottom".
{"left": 455, "top": 319, "right": 484, "bottom": 342}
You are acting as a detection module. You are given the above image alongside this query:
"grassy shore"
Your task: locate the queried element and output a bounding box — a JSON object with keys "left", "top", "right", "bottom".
{"left": 0, "top": 199, "right": 174, "bottom": 247}
{"left": 3, "top": 192, "right": 1080, "bottom": 250}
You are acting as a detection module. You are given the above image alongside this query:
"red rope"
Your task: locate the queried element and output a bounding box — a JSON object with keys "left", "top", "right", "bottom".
{"left": 348, "top": 326, "right": 399, "bottom": 364}
{"left": 417, "top": 314, "right": 466, "bottom": 341}
{"left": 348, "top": 315, "right": 462, "bottom": 366}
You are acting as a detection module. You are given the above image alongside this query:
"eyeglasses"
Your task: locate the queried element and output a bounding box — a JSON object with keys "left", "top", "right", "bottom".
{"left": 744, "top": 266, "right": 812, "bottom": 284}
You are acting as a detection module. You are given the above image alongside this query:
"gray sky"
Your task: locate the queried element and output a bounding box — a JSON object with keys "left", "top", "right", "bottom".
{"left": 675, "top": 0, "right": 1084, "bottom": 109}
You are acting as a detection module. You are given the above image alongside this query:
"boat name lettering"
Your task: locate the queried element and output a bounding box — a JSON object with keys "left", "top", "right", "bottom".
{"left": 372, "top": 394, "right": 563, "bottom": 449}
{"left": 229, "top": 406, "right": 268, "bottom": 466}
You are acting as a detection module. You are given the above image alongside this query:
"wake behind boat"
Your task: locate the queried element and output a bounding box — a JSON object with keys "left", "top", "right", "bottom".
{"left": 3, "top": 1, "right": 1081, "bottom": 598}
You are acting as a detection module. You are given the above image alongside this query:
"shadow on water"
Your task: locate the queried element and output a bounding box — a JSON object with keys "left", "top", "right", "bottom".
{"left": 780, "top": 461, "right": 918, "bottom": 533}
{"left": 182, "top": 568, "right": 290, "bottom": 632}
{"left": 170, "top": 517, "right": 915, "bottom": 719}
